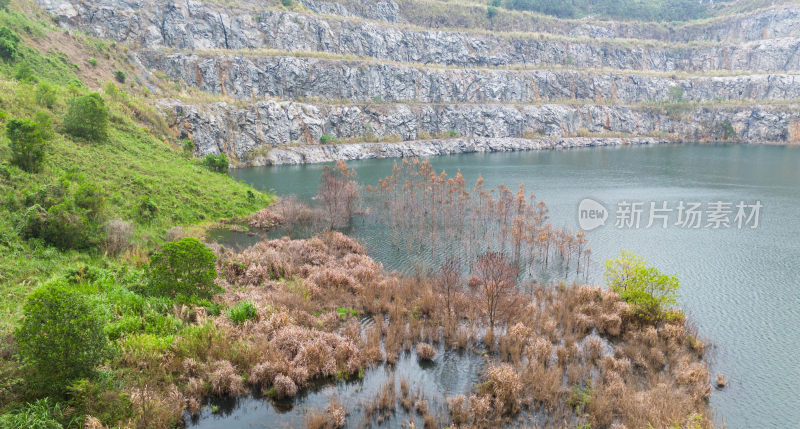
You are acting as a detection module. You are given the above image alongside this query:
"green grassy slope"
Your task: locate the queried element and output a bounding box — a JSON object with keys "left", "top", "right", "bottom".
{"left": 0, "top": 3, "right": 272, "bottom": 331}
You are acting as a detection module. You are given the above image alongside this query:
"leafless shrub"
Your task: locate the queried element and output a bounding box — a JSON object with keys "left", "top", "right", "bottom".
{"left": 472, "top": 251, "right": 520, "bottom": 334}
{"left": 317, "top": 160, "right": 360, "bottom": 229}
{"left": 103, "top": 218, "right": 134, "bottom": 256}
{"left": 165, "top": 226, "right": 187, "bottom": 242}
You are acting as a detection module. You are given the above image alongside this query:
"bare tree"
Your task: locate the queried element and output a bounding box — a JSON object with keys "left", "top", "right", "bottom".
{"left": 471, "top": 251, "right": 519, "bottom": 335}
{"left": 317, "top": 160, "right": 360, "bottom": 229}
{"left": 436, "top": 257, "right": 461, "bottom": 328}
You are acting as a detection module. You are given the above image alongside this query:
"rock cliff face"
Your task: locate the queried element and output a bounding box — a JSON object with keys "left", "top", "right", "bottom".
{"left": 36, "top": 0, "right": 800, "bottom": 165}
{"left": 298, "top": 0, "right": 800, "bottom": 43}
{"left": 162, "top": 99, "right": 800, "bottom": 162}
{"left": 142, "top": 51, "right": 800, "bottom": 104}
{"left": 37, "top": 0, "right": 800, "bottom": 72}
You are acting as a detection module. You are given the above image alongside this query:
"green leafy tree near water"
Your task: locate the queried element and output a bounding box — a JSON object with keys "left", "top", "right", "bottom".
{"left": 15, "top": 281, "right": 108, "bottom": 394}
{"left": 604, "top": 250, "right": 679, "bottom": 321}
{"left": 148, "top": 237, "right": 219, "bottom": 299}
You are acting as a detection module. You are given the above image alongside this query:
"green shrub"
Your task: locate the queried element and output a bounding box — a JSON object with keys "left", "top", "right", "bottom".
{"left": 604, "top": 250, "right": 679, "bottom": 322}
{"left": 0, "top": 26, "right": 19, "bottom": 60}
{"left": 34, "top": 112, "right": 55, "bottom": 140}
{"left": 136, "top": 195, "right": 157, "bottom": 221}
{"left": 281, "top": 0, "right": 294, "bottom": 7}
{"left": 88, "top": 58, "right": 97, "bottom": 67}
{"left": 6, "top": 118, "right": 46, "bottom": 172}
{"left": 720, "top": 121, "right": 736, "bottom": 140}
{"left": 668, "top": 86, "right": 684, "bottom": 103}
{"left": 202, "top": 153, "right": 228, "bottom": 173}
{"left": 0, "top": 398, "right": 77, "bottom": 428}
{"left": 113, "top": 70, "right": 126, "bottom": 83}
{"left": 66, "top": 78, "right": 83, "bottom": 96}
{"left": 227, "top": 301, "right": 257, "bottom": 324}
{"left": 0, "top": 0, "right": 9, "bottom": 11}
{"left": 14, "top": 61, "right": 37, "bottom": 83}
{"left": 35, "top": 82, "right": 58, "bottom": 108}
{"left": 20, "top": 203, "right": 98, "bottom": 249}
{"left": 181, "top": 138, "right": 194, "bottom": 153}
{"left": 67, "top": 379, "right": 133, "bottom": 427}
{"left": 319, "top": 134, "right": 334, "bottom": 144}
{"left": 147, "top": 237, "right": 219, "bottom": 299}
{"left": 19, "top": 178, "right": 106, "bottom": 249}
{"left": 63, "top": 93, "right": 108, "bottom": 141}
{"left": 487, "top": 5, "right": 498, "bottom": 19}
{"left": 14, "top": 281, "right": 108, "bottom": 393}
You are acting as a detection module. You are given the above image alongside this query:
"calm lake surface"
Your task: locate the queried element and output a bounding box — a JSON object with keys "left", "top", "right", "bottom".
{"left": 220, "top": 143, "right": 800, "bottom": 428}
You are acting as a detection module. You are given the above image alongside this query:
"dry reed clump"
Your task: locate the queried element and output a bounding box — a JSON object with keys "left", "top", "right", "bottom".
{"left": 209, "top": 360, "right": 247, "bottom": 396}
{"left": 83, "top": 416, "right": 105, "bottom": 429}
{"left": 482, "top": 363, "right": 522, "bottom": 415}
{"left": 416, "top": 343, "right": 437, "bottom": 360}
{"left": 444, "top": 282, "right": 713, "bottom": 428}
{"left": 273, "top": 374, "right": 298, "bottom": 399}
{"left": 326, "top": 398, "right": 346, "bottom": 428}
{"left": 446, "top": 395, "right": 469, "bottom": 426}
{"left": 584, "top": 336, "right": 605, "bottom": 362}
{"left": 248, "top": 207, "right": 285, "bottom": 229}
{"left": 249, "top": 195, "right": 322, "bottom": 230}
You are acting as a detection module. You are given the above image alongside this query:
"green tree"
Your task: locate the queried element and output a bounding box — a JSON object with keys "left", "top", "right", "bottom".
{"left": 6, "top": 118, "right": 46, "bottom": 172}
{"left": 63, "top": 93, "right": 108, "bottom": 141}
{"left": 202, "top": 153, "right": 228, "bottom": 173}
{"left": 0, "top": 26, "right": 19, "bottom": 60}
{"left": 34, "top": 111, "right": 55, "bottom": 140}
{"left": 604, "top": 250, "right": 679, "bottom": 322}
{"left": 35, "top": 81, "right": 58, "bottom": 108}
{"left": 148, "top": 237, "right": 219, "bottom": 299}
{"left": 15, "top": 282, "right": 107, "bottom": 394}
{"left": 487, "top": 6, "right": 499, "bottom": 20}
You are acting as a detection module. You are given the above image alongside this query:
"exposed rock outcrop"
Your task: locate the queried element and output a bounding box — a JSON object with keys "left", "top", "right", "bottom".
{"left": 299, "top": 0, "right": 800, "bottom": 43}
{"left": 36, "top": 0, "right": 800, "bottom": 165}
{"left": 37, "top": 0, "right": 800, "bottom": 72}
{"left": 143, "top": 51, "right": 800, "bottom": 103}
{"left": 262, "top": 136, "right": 671, "bottom": 165}
{"left": 162, "top": 99, "right": 800, "bottom": 164}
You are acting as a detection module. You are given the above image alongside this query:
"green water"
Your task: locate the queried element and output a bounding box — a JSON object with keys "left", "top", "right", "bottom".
{"left": 228, "top": 143, "right": 800, "bottom": 428}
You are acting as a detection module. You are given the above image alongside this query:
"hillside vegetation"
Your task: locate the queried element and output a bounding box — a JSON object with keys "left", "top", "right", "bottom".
{"left": 0, "top": 2, "right": 272, "bottom": 421}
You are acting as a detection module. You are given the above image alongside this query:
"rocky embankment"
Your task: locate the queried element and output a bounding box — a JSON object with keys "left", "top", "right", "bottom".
{"left": 248, "top": 136, "right": 671, "bottom": 165}
{"left": 37, "top": 0, "right": 800, "bottom": 165}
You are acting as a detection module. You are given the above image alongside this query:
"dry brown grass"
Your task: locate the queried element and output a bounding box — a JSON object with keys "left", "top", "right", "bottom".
{"left": 111, "top": 223, "right": 711, "bottom": 428}
{"left": 416, "top": 343, "right": 437, "bottom": 360}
